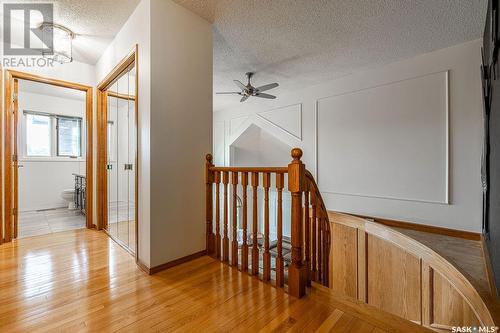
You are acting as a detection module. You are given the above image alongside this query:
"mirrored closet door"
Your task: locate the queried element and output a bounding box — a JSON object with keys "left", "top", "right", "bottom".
{"left": 105, "top": 62, "right": 136, "bottom": 254}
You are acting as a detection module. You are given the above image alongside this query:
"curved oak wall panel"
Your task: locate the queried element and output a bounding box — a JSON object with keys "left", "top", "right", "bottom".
{"left": 366, "top": 234, "right": 422, "bottom": 323}
{"left": 328, "top": 212, "right": 496, "bottom": 331}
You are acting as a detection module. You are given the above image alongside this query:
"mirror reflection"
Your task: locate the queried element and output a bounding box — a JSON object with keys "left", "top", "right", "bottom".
{"left": 105, "top": 63, "right": 136, "bottom": 253}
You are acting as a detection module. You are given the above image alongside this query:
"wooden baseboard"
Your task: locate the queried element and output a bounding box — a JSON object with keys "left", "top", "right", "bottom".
{"left": 481, "top": 235, "right": 499, "bottom": 299}
{"left": 136, "top": 259, "right": 151, "bottom": 274}
{"left": 136, "top": 250, "right": 207, "bottom": 275}
{"left": 351, "top": 213, "right": 481, "bottom": 241}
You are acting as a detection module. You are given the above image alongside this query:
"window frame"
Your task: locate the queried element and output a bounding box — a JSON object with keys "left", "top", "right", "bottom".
{"left": 22, "top": 110, "right": 84, "bottom": 160}
{"left": 24, "top": 112, "right": 52, "bottom": 157}
{"left": 56, "top": 115, "right": 83, "bottom": 157}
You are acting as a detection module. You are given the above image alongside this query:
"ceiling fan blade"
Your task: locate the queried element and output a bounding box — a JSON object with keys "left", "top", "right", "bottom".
{"left": 256, "top": 83, "right": 279, "bottom": 92}
{"left": 233, "top": 80, "right": 247, "bottom": 91}
{"left": 255, "top": 93, "right": 276, "bottom": 99}
{"left": 240, "top": 95, "right": 249, "bottom": 102}
{"left": 216, "top": 92, "right": 241, "bottom": 95}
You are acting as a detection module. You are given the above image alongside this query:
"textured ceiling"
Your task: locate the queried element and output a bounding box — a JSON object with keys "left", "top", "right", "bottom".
{"left": 55, "top": 0, "right": 140, "bottom": 64}
{"left": 11, "top": 0, "right": 140, "bottom": 64}
{"left": 173, "top": 0, "right": 487, "bottom": 112}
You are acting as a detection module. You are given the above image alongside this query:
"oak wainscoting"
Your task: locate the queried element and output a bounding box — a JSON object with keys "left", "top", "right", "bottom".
{"left": 327, "top": 212, "right": 498, "bottom": 332}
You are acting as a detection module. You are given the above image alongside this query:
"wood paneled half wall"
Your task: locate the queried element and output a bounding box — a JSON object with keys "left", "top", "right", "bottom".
{"left": 327, "top": 212, "right": 498, "bottom": 332}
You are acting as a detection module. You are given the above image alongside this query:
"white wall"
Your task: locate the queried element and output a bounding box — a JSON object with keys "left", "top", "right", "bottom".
{"left": 18, "top": 90, "right": 86, "bottom": 117}
{"left": 214, "top": 40, "right": 484, "bottom": 233}
{"left": 149, "top": 0, "right": 212, "bottom": 267}
{"left": 96, "top": 0, "right": 151, "bottom": 266}
{"left": 17, "top": 91, "right": 86, "bottom": 212}
{"left": 19, "top": 161, "right": 85, "bottom": 211}
{"left": 5, "top": 60, "right": 96, "bottom": 87}
{"left": 231, "top": 124, "right": 292, "bottom": 167}
{"left": 96, "top": 0, "right": 212, "bottom": 268}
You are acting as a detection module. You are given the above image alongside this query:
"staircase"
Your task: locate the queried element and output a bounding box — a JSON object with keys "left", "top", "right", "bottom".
{"left": 204, "top": 148, "right": 499, "bottom": 330}
{"left": 205, "top": 148, "right": 330, "bottom": 297}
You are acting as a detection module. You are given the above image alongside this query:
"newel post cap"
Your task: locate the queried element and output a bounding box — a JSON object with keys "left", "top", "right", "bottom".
{"left": 288, "top": 148, "right": 305, "bottom": 192}
{"left": 205, "top": 153, "right": 214, "bottom": 183}
{"left": 291, "top": 148, "right": 303, "bottom": 162}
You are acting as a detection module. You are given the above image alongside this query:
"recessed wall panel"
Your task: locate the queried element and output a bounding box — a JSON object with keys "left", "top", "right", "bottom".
{"left": 317, "top": 71, "right": 448, "bottom": 203}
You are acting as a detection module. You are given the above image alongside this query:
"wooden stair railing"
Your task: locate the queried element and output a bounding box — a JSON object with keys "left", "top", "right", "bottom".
{"left": 205, "top": 148, "right": 330, "bottom": 298}
{"left": 305, "top": 169, "right": 331, "bottom": 286}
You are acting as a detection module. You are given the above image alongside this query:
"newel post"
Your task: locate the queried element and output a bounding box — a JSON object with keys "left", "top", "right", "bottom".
{"left": 205, "top": 154, "right": 215, "bottom": 255}
{"left": 288, "top": 148, "right": 307, "bottom": 298}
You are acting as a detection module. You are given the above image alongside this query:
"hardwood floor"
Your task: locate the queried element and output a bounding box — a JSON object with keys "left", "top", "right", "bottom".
{"left": 0, "top": 229, "right": 431, "bottom": 332}
{"left": 394, "top": 227, "right": 491, "bottom": 297}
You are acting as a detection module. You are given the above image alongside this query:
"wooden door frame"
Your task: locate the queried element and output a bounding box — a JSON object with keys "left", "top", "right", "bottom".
{"left": 96, "top": 45, "right": 139, "bottom": 261}
{"left": 0, "top": 66, "right": 3, "bottom": 245}
{"left": 3, "top": 70, "right": 94, "bottom": 242}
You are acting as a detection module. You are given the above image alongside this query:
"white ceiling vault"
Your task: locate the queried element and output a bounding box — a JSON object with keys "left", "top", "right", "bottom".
{"left": 172, "top": 0, "right": 487, "bottom": 112}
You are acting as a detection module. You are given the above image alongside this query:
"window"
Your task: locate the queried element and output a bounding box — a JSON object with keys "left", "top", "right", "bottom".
{"left": 26, "top": 114, "right": 51, "bottom": 157}
{"left": 24, "top": 111, "right": 83, "bottom": 158}
{"left": 57, "top": 117, "right": 82, "bottom": 157}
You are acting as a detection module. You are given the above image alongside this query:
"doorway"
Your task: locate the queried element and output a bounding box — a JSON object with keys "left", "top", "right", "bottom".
{"left": 3, "top": 70, "right": 93, "bottom": 242}
{"left": 97, "top": 46, "right": 138, "bottom": 257}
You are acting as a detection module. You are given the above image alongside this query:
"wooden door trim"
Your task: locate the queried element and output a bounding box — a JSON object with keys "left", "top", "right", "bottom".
{"left": 96, "top": 45, "right": 139, "bottom": 262}
{"left": 97, "top": 47, "right": 137, "bottom": 90}
{"left": 96, "top": 90, "right": 108, "bottom": 231}
{"left": 0, "top": 67, "right": 3, "bottom": 245}
{"left": 13, "top": 79, "right": 18, "bottom": 238}
{"left": 4, "top": 70, "right": 13, "bottom": 242}
{"left": 3, "top": 70, "right": 94, "bottom": 242}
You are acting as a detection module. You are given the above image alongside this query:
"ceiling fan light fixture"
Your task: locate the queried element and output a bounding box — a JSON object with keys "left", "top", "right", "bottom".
{"left": 216, "top": 72, "right": 279, "bottom": 102}
{"left": 40, "top": 22, "right": 75, "bottom": 64}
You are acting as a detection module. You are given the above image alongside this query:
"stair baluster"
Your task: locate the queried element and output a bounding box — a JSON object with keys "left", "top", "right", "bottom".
{"left": 231, "top": 172, "right": 239, "bottom": 267}
{"left": 251, "top": 172, "right": 259, "bottom": 276}
{"left": 311, "top": 192, "right": 317, "bottom": 281}
{"left": 241, "top": 172, "right": 249, "bottom": 272}
{"left": 276, "top": 173, "right": 285, "bottom": 287}
{"left": 222, "top": 171, "right": 229, "bottom": 263}
{"left": 304, "top": 187, "right": 311, "bottom": 286}
{"left": 205, "top": 149, "right": 330, "bottom": 298}
{"left": 215, "top": 171, "right": 221, "bottom": 259}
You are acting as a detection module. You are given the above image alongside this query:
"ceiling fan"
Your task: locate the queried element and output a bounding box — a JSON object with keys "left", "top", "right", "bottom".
{"left": 217, "top": 72, "right": 279, "bottom": 102}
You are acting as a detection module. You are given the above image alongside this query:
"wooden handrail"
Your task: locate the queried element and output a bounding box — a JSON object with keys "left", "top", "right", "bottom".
{"left": 305, "top": 169, "right": 331, "bottom": 286}
{"left": 209, "top": 166, "right": 288, "bottom": 173}
{"left": 205, "top": 148, "right": 331, "bottom": 298}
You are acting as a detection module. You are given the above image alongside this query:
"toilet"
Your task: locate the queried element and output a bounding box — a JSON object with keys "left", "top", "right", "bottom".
{"left": 61, "top": 189, "right": 76, "bottom": 209}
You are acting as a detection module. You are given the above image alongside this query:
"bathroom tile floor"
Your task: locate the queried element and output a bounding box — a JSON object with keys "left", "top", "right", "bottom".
{"left": 18, "top": 208, "right": 86, "bottom": 238}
